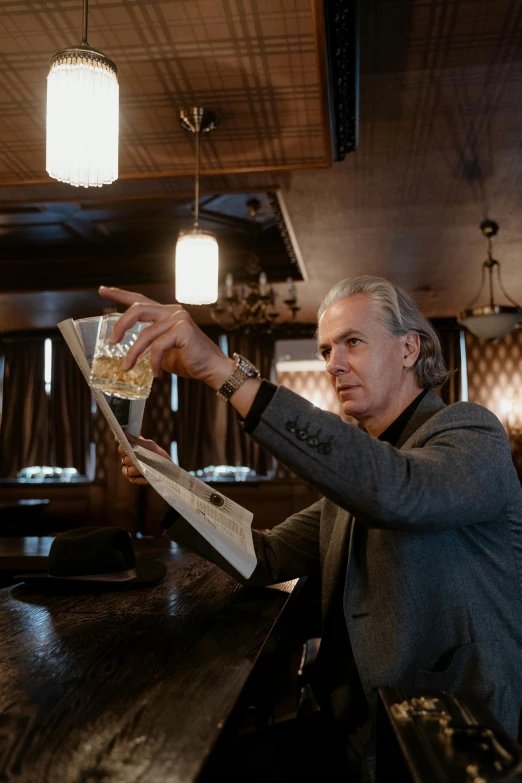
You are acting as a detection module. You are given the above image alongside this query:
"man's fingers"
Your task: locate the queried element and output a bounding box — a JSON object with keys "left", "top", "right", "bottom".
{"left": 121, "top": 460, "right": 147, "bottom": 479}
{"left": 121, "top": 311, "right": 189, "bottom": 372}
{"left": 108, "top": 303, "right": 166, "bottom": 344}
{"left": 109, "top": 302, "right": 185, "bottom": 347}
{"left": 99, "top": 286, "right": 158, "bottom": 307}
{"left": 120, "top": 435, "right": 169, "bottom": 481}
{"left": 149, "top": 322, "right": 187, "bottom": 376}
{"left": 137, "top": 436, "right": 163, "bottom": 454}
{"left": 121, "top": 465, "right": 148, "bottom": 485}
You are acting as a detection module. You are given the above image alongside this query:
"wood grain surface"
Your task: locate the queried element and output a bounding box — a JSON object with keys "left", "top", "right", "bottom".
{"left": 0, "top": 538, "right": 298, "bottom": 782}
{"left": 0, "top": 535, "right": 53, "bottom": 571}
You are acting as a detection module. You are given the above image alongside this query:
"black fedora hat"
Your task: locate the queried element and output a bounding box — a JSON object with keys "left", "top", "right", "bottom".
{"left": 15, "top": 526, "right": 166, "bottom": 589}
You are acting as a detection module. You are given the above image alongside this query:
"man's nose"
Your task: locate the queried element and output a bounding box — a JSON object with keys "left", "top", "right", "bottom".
{"left": 326, "top": 348, "right": 350, "bottom": 376}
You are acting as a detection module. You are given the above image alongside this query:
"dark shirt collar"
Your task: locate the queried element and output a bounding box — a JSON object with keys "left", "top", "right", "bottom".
{"left": 377, "top": 389, "right": 429, "bottom": 446}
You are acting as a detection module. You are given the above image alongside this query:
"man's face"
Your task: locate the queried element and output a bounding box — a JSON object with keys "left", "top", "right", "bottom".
{"left": 318, "top": 294, "right": 414, "bottom": 423}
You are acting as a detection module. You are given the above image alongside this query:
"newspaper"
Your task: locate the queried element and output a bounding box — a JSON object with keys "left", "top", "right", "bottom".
{"left": 57, "top": 317, "right": 257, "bottom": 579}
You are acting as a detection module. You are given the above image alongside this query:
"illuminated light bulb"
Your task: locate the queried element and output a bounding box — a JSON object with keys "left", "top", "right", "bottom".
{"left": 175, "top": 229, "right": 219, "bottom": 305}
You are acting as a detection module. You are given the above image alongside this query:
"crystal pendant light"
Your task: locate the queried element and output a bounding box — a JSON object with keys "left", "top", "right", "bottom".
{"left": 175, "top": 108, "right": 219, "bottom": 305}
{"left": 458, "top": 220, "right": 522, "bottom": 340}
{"left": 46, "top": 0, "right": 119, "bottom": 188}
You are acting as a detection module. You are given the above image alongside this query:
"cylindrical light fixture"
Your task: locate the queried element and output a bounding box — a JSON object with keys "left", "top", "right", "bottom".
{"left": 175, "top": 107, "right": 219, "bottom": 305}
{"left": 176, "top": 228, "right": 219, "bottom": 305}
{"left": 46, "top": 0, "right": 119, "bottom": 188}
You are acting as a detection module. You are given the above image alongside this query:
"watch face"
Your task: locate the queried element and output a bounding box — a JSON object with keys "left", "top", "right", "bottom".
{"left": 234, "top": 353, "right": 260, "bottom": 377}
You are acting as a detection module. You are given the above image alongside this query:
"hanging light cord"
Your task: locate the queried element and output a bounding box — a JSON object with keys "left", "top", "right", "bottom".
{"left": 81, "top": 0, "right": 89, "bottom": 45}
{"left": 194, "top": 124, "right": 200, "bottom": 228}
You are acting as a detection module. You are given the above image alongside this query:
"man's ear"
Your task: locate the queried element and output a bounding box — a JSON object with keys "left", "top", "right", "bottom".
{"left": 403, "top": 332, "right": 420, "bottom": 368}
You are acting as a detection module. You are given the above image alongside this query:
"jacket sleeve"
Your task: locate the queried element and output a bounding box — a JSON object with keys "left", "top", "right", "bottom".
{"left": 163, "top": 499, "right": 322, "bottom": 585}
{"left": 247, "top": 387, "right": 514, "bottom": 532}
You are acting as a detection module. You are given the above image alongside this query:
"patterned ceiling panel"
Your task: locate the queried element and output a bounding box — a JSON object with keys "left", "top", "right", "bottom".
{"left": 0, "top": 0, "right": 521, "bottom": 333}
{"left": 0, "top": 0, "right": 331, "bottom": 185}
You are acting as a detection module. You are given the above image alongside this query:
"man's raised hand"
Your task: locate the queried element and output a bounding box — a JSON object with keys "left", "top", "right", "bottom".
{"left": 98, "top": 286, "right": 234, "bottom": 389}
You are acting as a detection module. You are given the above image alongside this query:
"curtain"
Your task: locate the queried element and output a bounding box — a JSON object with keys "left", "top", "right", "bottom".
{"left": 176, "top": 331, "right": 275, "bottom": 475}
{"left": 0, "top": 341, "right": 48, "bottom": 478}
{"left": 176, "top": 375, "right": 227, "bottom": 472}
{"left": 225, "top": 332, "right": 275, "bottom": 475}
{"left": 50, "top": 340, "right": 92, "bottom": 475}
{"left": 141, "top": 372, "right": 175, "bottom": 455}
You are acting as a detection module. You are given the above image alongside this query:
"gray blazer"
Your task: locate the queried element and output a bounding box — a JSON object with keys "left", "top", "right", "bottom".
{"left": 166, "top": 388, "right": 522, "bottom": 743}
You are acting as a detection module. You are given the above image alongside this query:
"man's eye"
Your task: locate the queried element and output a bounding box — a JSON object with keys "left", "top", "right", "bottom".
{"left": 348, "top": 338, "right": 361, "bottom": 346}
{"left": 321, "top": 350, "right": 330, "bottom": 360}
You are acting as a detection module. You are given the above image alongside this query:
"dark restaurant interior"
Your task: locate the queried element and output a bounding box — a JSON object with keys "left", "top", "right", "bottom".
{"left": 0, "top": 0, "right": 521, "bottom": 781}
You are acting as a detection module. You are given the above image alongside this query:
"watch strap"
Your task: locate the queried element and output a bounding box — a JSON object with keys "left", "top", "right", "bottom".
{"left": 217, "top": 353, "right": 260, "bottom": 402}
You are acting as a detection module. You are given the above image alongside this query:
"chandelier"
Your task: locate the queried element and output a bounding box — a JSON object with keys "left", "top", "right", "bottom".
{"left": 211, "top": 200, "right": 300, "bottom": 333}
{"left": 175, "top": 107, "right": 219, "bottom": 305}
{"left": 458, "top": 220, "right": 522, "bottom": 340}
{"left": 46, "top": 0, "right": 119, "bottom": 188}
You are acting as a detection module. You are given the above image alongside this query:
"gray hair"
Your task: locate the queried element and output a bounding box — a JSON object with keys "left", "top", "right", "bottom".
{"left": 317, "top": 275, "right": 448, "bottom": 390}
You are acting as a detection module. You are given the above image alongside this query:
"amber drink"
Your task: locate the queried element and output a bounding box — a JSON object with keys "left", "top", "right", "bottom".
{"left": 90, "top": 315, "right": 153, "bottom": 400}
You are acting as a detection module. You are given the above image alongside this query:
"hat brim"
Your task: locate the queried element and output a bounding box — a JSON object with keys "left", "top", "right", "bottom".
{"left": 14, "top": 553, "right": 167, "bottom": 591}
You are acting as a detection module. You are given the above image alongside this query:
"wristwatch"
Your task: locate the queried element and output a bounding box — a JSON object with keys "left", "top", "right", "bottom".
{"left": 217, "top": 353, "right": 260, "bottom": 402}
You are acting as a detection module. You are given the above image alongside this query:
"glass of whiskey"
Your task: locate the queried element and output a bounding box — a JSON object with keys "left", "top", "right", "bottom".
{"left": 90, "top": 314, "right": 154, "bottom": 400}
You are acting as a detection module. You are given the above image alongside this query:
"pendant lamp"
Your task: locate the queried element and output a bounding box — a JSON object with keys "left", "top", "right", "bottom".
{"left": 175, "top": 108, "right": 219, "bottom": 305}
{"left": 458, "top": 220, "right": 522, "bottom": 340}
{"left": 46, "top": 0, "right": 119, "bottom": 187}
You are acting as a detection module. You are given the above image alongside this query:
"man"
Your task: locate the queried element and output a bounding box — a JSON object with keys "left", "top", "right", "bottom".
{"left": 101, "top": 275, "right": 522, "bottom": 779}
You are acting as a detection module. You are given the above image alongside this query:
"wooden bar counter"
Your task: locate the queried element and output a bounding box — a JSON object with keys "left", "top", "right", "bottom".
{"left": 0, "top": 537, "right": 299, "bottom": 782}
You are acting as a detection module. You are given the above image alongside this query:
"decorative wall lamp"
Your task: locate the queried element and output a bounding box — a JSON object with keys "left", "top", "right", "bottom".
{"left": 458, "top": 220, "right": 522, "bottom": 340}
{"left": 211, "top": 198, "right": 300, "bottom": 333}
{"left": 46, "top": 0, "right": 119, "bottom": 187}
{"left": 175, "top": 107, "right": 219, "bottom": 305}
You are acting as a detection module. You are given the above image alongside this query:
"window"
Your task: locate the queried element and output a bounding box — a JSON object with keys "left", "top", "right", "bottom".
{"left": 459, "top": 330, "right": 468, "bottom": 402}
{"left": 44, "top": 338, "right": 52, "bottom": 396}
{"left": 170, "top": 441, "right": 179, "bottom": 465}
{"left": 171, "top": 374, "right": 178, "bottom": 412}
{"left": 3, "top": 335, "right": 93, "bottom": 482}
{"left": 275, "top": 338, "right": 340, "bottom": 413}
{"left": 0, "top": 354, "right": 5, "bottom": 422}
{"left": 219, "top": 333, "right": 229, "bottom": 357}
{"left": 170, "top": 374, "right": 179, "bottom": 465}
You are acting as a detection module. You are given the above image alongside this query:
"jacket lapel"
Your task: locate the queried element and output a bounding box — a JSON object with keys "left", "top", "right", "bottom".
{"left": 395, "top": 389, "right": 446, "bottom": 449}
{"left": 322, "top": 391, "right": 446, "bottom": 615}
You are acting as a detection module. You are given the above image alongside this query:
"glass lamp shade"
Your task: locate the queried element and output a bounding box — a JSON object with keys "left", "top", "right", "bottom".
{"left": 46, "top": 48, "right": 119, "bottom": 187}
{"left": 175, "top": 228, "right": 219, "bottom": 305}
{"left": 458, "top": 305, "right": 522, "bottom": 340}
